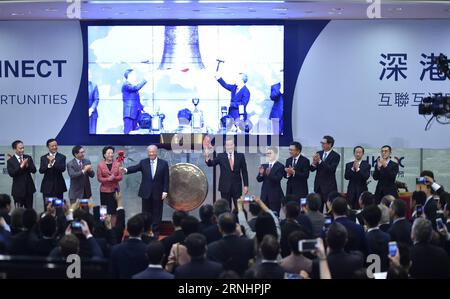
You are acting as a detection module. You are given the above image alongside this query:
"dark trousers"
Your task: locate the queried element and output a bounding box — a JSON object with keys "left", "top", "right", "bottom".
{"left": 124, "top": 117, "right": 138, "bottom": 134}
{"left": 262, "top": 196, "right": 281, "bottom": 216}
{"left": 142, "top": 193, "right": 163, "bottom": 235}
{"left": 43, "top": 193, "right": 64, "bottom": 211}
{"left": 318, "top": 189, "right": 333, "bottom": 213}
{"left": 220, "top": 191, "right": 240, "bottom": 211}
{"left": 14, "top": 195, "right": 33, "bottom": 209}
{"left": 89, "top": 116, "right": 97, "bottom": 134}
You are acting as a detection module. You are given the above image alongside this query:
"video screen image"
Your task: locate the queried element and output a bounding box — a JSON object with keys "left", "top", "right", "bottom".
{"left": 88, "top": 25, "right": 284, "bottom": 135}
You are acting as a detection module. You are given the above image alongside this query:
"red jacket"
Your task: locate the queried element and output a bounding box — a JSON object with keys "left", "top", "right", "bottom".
{"left": 97, "top": 160, "right": 122, "bottom": 193}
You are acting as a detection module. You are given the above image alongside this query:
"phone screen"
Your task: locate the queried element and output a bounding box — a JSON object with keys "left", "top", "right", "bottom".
{"left": 298, "top": 239, "right": 317, "bottom": 253}
{"left": 389, "top": 242, "right": 398, "bottom": 257}
{"left": 244, "top": 196, "right": 253, "bottom": 202}
{"left": 436, "top": 218, "right": 444, "bottom": 230}
{"left": 100, "top": 206, "right": 107, "bottom": 221}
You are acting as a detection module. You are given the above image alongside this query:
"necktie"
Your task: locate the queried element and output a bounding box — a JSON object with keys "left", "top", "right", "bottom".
{"left": 150, "top": 160, "right": 155, "bottom": 179}
{"left": 228, "top": 153, "right": 234, "bottom": 171}
{"left": 19, "top": 156, "right": 23, "bottom": 164}
{"left": 79, "top": 160, "right": 83, "bottom": 169}
{"left": 323, "top": 152, "right": 328, "bottom": 161}
{"left": 293, "top": 158, "right": 297, "bottom": 167}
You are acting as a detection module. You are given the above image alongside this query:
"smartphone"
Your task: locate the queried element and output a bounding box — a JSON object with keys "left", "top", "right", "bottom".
{"left": 324, "top": 217, "right": 333, "bottom": 229}
{"left": 300, "top": 198, "right": 307, "bottom": 206}
{"left": 298, "top": 239, "right": 318, "bottom": 253}
{"left": 80, "top": 199, "right": 89, "bottom": 206}
{"left": 244, "top": 195, "right": 254, "bottom": 202}
{"left": 52, "top": 199, "right": 64, "bottom": 207}
{"left": 100, "top": 205, "right": 108, "bottom": 221}
{"left": 436, "top": 218, "right": 445, "bottom": 231}
{"left": 46, "top": 197, "right": 56, "bottom": 204}
{"left": 416, "top": 204, "right": 423, "bottom": 217}
{"left": 284, "top": 273, "right": 303, "bottom": 279}
{"left": 416, "top": 177, "right": 426, "bottom": 184}
{"left": 389, "top": 241, "right": 398, "bottom": 257}
{"left": 71, "top": 221, "right": 82, "bottom": 232}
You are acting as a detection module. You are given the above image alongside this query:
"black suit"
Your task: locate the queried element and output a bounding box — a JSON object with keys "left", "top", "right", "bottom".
{"left": 312, "top": 250, "right": 364, "bottom": 279}
{"left": 285, "top": 155, "right": 310, "bottom": 199}
{"left": 345, "top": 160, "right": 370, "bottom": 209}
{"left": 257, "top": 161, "right": 284, "bottom": 214}
{"left": 132, "top": 267, "right": 174, "bottom": 279}
{"left": 39, "top": 152, "right": 67, "bottom": 208}
{"left": 110, "top": 238, "right": 148, "bottom": 279}
{"left": 410, "top": 243, "right": 450, "bottom": 279}
{"left": 366, "top": 228, "right": 390, "bottom": 272}
{"left": 174, "top": 257, "right": 223, "bottom": 279}
{"left": 334, "top": 216, "right": 367, "bottom": 255}
{"left": 7, "top": 154, "right": 36, "bottom": 209}
{"left": 126, "top": 158, "right": 169, "bottom": 234}
{"left": 202, "top": 224, "right": 222, "bottom": 244}
{"left": 424, "top": 197, "right": 438, "bottom": 226}
{"left": 207, "top": 235, "right": 255, "bottom": 276}
{"left": 310, "top": 150, "right": 340, "bottom": 207}
{"left": 373, "top": 160, "right": 399, "bottom": 202}
{"left": 388, "top": 218, "right": 412, "bottom": 245}
{"left": 206, "top": 151, "right": 249, "bottom": 209}
{"left": 161, "top": 229, "right": 185, "bottom": 266}
{"left": 245, "top": 262, "right": 285, "bottom": 279}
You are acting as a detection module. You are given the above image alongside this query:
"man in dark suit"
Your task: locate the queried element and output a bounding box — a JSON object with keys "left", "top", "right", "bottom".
{"left": 284, "top": 141, "right": 310, "bottom": 200}
{"left": 373, "top": 145, "right": 399, "bottom": 203}
{"left": 332, "top": 197, "right": 367, "bottom": 255}
{"left": 133, "top": 241, "right": 174, "bottom": 279}
{"left": 311, "top": 222, "right": 364, "bottom": 279}
{"left": 345, "top": 146, "right": 371, "bottom": 209}
{"left": 7, "top": 140, "right": 36, "bottom": 209}
{"left": 216, "top": 72, "right": 250, "bottom": 121}
{"left": 362, "top": 205, "right": 390, "bottom": 272}
{"left": 409, "top": 218, "right": 450, "bottom": 279}
{"left": 388, "top": 199, "right": 412, "bottom": 245}
{"left": 205, "top": 138, "right": 249, "bottom": 210}
{"left": 123, "top": 145, "right": 169, "bottom": 236}
{"left": 161, "top": 210, "right": 188, "bottom": 266}
{"left": 417, "top": 170, "right": 439, "bottom": 225}
{"left": 269, "top": 81, "right": 283, "bottom": 134}
{"left": 257, "top": 147, "right": 284, "bottom": 215}
{"left": 202, "top": 199, "right": 230, "bottom": 244}
{"left": 88, "top": 75, "right": 100, "bottom": 134}
{"left": 122, "top": 69, "right": 147, "bottom": 134}
{"left": 310, "top": 136, "right": 340, "bottom": 211}
{"left": 110, "top": 215, "right": 148, "bottom": 279}
{"left": 174, "top": 233, "right": 223, "bottom": 279}
{"left": 0, "top": 194, "right": 12, "bottom": 225}
{"left": 67, "top": 145, "right": 95, "bottom": 203}
{"left": 244, "top": 235, "right": 285, "bottom": 279}
{"left": 207, "top": 212, "right": 255, "bottom": 277}
{"left": 39, "top": 138, "right": 67, "bottom": 210}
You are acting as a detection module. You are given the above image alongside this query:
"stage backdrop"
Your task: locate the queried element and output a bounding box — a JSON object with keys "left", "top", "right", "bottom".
{"left": 0, "top": 20, "right": 449, "bottom": 148}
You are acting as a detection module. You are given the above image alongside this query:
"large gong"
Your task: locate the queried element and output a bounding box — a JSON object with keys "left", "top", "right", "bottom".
{"left": 166, "top": 163, "right": 208, "bottom": 212}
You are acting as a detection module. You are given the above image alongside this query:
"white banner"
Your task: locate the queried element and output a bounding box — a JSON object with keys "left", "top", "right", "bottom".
{"left": 0, "top": 21, "right": 82, "bottom": 145}
{"left": 293, "top": 20, "right": 450, "bottom": 149}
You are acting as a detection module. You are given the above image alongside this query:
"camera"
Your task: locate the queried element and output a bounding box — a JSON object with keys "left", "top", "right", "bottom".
{"left": 71, "top": 221, "right": 82, "bottom": 233}
{"left": 416, "top": 177, "right": 426, "bottom": 184}
{"left": 300, "top": 198, "right": 307, "bottom": 206}
{"left": 418, "top": 94, "right": 450, "bottom": 116}
{"left": 244, "top": 195, "right": 254, "bottom": 202}
{"left": 416, "top": 204, "right": 423, "bottom": 217}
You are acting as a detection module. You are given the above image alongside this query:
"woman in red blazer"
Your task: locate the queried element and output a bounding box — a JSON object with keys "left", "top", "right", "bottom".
{"left": 97, "top": 146, "right": 122, "bottom": 215}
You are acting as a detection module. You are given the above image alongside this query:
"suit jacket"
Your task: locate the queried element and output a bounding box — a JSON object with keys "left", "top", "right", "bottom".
{"left": 345, "top": 160, "right": 370, "bottom": 207}
{"left": 122, "top": 80, "right": 147, "bottom": 120}
{"left": 97, "top": 160, "right": 122, "bottom": 193}
{"left": 269, "top": 83, "right": 283, "bottom": 119}
{"left": 285, "top": 155, "right": 310, "bottom": 199}
{"left": 245, "top": 262, "right": 285, "bottom": 279}
{"left": 373, "top": 160, "right": 399, "bottom": 201}
{"left": 366, "top": 228, "right": 390, "bottom": 272}
{"left": 132, "top": 267, "right": 175, "bottom": 279}
{"left": 310, "top": 150, "right": 340, "bottom": 197}
{"left": 206, "top": 152, "right": 248, "bottom": 196}
{"left": 312, "top": 250, "right": 364, "bottom": 279}
{"left": 67, "top": 158, "right": 95, "bottom": 200}
{"left": 174, "top": 257, "right": 223, "bottom": 279}
{"left": 424, "top": 197, "right": 438, "bottom": 224}
{"left": 257, "top": 161, "right": 284, "bottom": 204}
{"left": 388, "top": 218, "right": 412, "bottom": 245}
{"left": 410, "top": 243, "right": 450, "bottom": 279}
{"left": 202, "top": 224, "right": 222, "bottom": 244}
{"left": 110, "top": 238, "right": 148, "bottom": 279}
{"left": 217, "top": 78, "right": 250, "bottom": 120}
{"left": 334, "top": 216, "right": 367, "bottom": 255}
{"left": 7, "top": 154, "right": 36, "bottom": 198}
{"left": 207, "top": 235, "right": 255, "bottom": 276}
{"left": 126, "top": 158, "right": 169, "bottom": 200}
{"left": 162, "top": 229, "right": 185, "bottom": 266}
{"left": 88, "top": 81, "right": 99, "bottom": 119}
{"left": 39, "top": 152, "right": 67, "bottom": 196}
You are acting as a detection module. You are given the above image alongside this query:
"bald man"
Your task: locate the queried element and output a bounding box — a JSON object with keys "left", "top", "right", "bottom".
{"left": 122, "top": 145, "right": 169, "bottom": 236}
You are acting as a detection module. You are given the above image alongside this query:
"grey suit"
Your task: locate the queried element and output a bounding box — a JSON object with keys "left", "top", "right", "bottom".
{"left": 67, "top": 158, "right": 95, "bottom": 202}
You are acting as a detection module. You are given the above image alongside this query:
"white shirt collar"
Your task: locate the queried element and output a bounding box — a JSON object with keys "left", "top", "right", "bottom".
{"left": 324, "top": 149, "right": 332, "bottom": 155}
{"left": 424, "top": 195, "right": 433, "bottom": 206}
{"left": 294, "top": 154, "right": 301, "bottom": 161}
{"left": 261, "top": 259, "right": 278, "bottom": 264}
{"left": 15, "top": 154, "right": 23, "bottom": 161}
{"left": 148, "top": 264, "right": 163, "bottom": 269}
{"left": 367, "top": 227, "right": 379, "bottom": 233}
{"left": 393, "top": 217, "right": 405, "bottom": 224}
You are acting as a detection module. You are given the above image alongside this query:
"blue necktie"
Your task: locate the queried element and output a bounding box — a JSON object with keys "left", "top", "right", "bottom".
{"left": 150, "top": 160, "right": 155, "bottom": 179}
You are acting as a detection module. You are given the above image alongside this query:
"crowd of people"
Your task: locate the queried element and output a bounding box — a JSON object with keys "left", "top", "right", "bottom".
{"left": 0, "top": 136, "right": 449, "bottom": 279}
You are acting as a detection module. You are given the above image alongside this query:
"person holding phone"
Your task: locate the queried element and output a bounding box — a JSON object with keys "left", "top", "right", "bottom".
{"left": 97, "top": 146, "right": 123, "bottom": 216}
{"left": 257, "top": 146, "right": 285, "bottom": 215}
{"left": 416, "top": 170, "right": 439, "bottom": 225}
